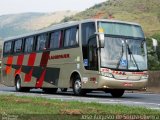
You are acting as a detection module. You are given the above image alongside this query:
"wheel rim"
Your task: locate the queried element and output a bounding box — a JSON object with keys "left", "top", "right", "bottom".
{"left": 16, "top": 79, "right": 20, "bottom": 90}
{"left": 74, "top": 79, "right": 81, "bottom": 94}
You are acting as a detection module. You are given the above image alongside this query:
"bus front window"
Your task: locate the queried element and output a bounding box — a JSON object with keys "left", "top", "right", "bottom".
{"left": 101, "top": 37, "right": 147, "bottom": 70}
{"left": 99, "top": 22, "right": 147, "bottom": 71}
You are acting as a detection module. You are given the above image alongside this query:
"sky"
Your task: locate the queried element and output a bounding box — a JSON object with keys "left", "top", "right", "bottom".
{"left": 0, "top": 0, "right": 106, "bottom": 16}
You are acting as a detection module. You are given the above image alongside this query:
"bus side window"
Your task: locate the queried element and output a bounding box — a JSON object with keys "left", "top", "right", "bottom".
{"left": 36, "top": 34, "right": 47, "bottom": 51}
{"left": 25, "top": 37, "right": 34, "bottom": 53}
{"left": 81, "top": 22, "right": 96, "bottom": 69}
{"left": 14, "top": 39, "right": 23, "bottom": 53}
{"left": 3, "top": 41, "right": 12, "bottom": 56}
{"left": 64, "top": 27, "right": 78, "bottom": 47}
{"left": 50, "top": 30, "right": 61, "bottom": 49}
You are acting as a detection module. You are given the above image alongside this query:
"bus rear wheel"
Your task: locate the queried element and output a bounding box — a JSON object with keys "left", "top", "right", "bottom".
{"left": 73, "top": 76, "right": 86, "bottom": 96}
{"left": 110, "top": 89, "right": 125, "bottom": 98}
{"left": 15, "top": 76, "right": 30, "bottom": 92}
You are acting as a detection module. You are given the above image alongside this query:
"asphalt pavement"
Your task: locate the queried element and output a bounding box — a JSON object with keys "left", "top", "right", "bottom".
{"left": 0, "top": 86, "right": 159, "bottom": 110}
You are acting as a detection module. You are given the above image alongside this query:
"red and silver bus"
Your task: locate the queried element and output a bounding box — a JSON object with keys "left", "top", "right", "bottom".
{"left": 1, "top": 19, "right": 148, "bottom": 97}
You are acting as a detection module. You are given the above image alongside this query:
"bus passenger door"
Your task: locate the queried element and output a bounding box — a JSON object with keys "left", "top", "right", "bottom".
{"left": 88, "top": 37, "right": 98, "bottom": 71}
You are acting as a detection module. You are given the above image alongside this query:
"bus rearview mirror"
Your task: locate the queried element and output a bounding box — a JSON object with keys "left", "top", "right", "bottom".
{"left": 99, "top": 33, "right": 105, "bottom": 48}
{"left": 152, "top": 38, "right": 158, "bottom": 51}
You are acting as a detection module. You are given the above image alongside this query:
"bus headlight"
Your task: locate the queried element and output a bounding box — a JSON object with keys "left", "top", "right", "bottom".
{"left": 101, "top": 72, "right": 113, "bottom": 78}
{"left": 141, "top": 75, "right": 148, "bottom": 79}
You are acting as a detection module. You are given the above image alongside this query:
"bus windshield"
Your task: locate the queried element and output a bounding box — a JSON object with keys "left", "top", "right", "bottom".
{"left": 98, "top": 22, "right": 144, "bottom": 38}
{"left": 99, "top": 22, "right": 147, "bottom": 71}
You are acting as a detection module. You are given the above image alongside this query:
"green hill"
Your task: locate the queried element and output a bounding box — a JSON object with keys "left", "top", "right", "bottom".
{"left": 62, "top": 0, "right": 160, "bottom": 36}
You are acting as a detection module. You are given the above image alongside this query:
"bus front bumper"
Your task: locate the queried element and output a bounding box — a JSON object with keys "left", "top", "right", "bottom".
{"left": 98, "top": 76, "right": 148, "bottom": 90}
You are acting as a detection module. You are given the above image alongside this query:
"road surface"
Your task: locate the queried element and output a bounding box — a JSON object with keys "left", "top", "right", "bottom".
{"left": 0, "top": 86, "right": 159, "bottom": 110}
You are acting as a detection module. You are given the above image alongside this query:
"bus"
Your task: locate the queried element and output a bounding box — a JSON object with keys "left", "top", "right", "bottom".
{"left": 1, "top": 19, "right": 148, "bottom": 97}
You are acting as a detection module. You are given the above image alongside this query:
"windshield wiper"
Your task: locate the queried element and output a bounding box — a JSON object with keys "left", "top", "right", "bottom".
{"left": 116, "top": 44, "right": 124, "bottom": 69}
{"left": 127, "top": 44, "right": 139, "bottom": 71}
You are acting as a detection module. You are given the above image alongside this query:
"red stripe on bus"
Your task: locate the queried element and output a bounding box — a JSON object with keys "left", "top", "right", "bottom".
{"left": 40, "top": 52, "right": 50, "bottom": 67}
{"left": 35, "top": 51, "right": 50, "bottom": 88}
{"left": 24, "top": 69, "right": 34, "bottom": 82}
{"left": 24, "top": 53, "right": 36, "bottom": 82}
{"left": 15, "top": 67, "right": 22, "bottom": 76}
{"left": 35, "top": 69, "right": 46, "bottom": 88}
{"left": 28, "top": 53, "right": 36, "bottom": 66}
{"left": 17, "top": 54, "right": 24, "bottom": 65}
{"left": 5, "top": 56, "right": 13, "bottom": 74}
{"left": 14, "top": 54, "right": 24, "bottom": 76}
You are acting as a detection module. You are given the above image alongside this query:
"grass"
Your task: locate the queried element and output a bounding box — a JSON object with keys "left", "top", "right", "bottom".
{"left": 0, "top": 95, "right": 159, "bottom": 120}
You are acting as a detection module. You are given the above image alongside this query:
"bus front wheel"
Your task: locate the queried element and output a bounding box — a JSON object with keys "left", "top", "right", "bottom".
{"left": 110, "top": 89, "right": 125, "bottom": 98}
{"left": 15, "top": 76, "right": 30, "bottom": 92}
{"left": 73, "top": 76, "right": 86, "bottom": 96}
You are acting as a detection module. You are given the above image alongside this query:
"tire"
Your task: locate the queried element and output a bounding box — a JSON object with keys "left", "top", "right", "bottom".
{"left": 15, "top": 76, "right": 30, "bottom": 92}
{"left": 43, "top": 88, "right": 58, "bottom": 94}
{"left": 73, "top": 76, "right": 86, "bottom": 96}
{"left": 61, "top": 88, "right": 67, "bottom": 92}
{"left": 110, "top": 89, "right": 125, "bottom": 98}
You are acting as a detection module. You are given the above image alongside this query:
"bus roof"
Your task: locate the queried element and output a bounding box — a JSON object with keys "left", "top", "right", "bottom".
{"left": 4, "top": 19, "right": 141, "bottom": 42}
